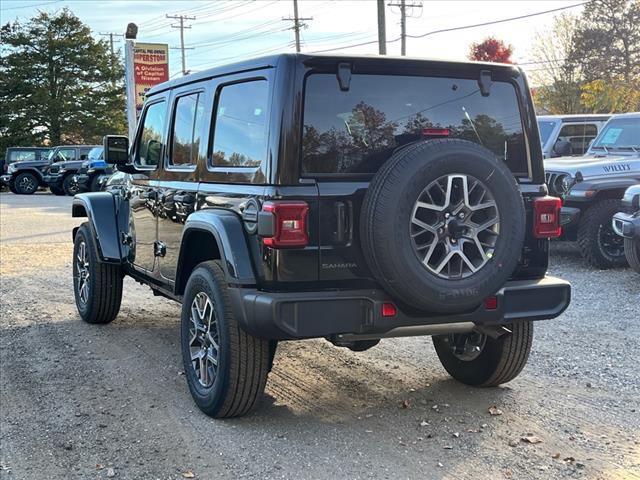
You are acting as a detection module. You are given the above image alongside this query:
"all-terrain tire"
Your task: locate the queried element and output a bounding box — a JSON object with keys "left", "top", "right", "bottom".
{"left": 577, "top": 199, "right": 628, "bottom": 269}
{"left": 73, "top": 222, "right": 123, "bottom": 324}
{"left": 433, "top": 321, "right": 533, "bottom": 386}
{"left": 624, "top": 238, "right": 640, "bottom": 274}
{"left": 360, "top": 139, "right": 526, "bottom": 313}
{"left": 62, "top": 174, "right": 80, "bottom": 196}
{"left": 14, "top": 172, "right": 39, "bottom": 194}
{"left": 181, "top": 260, "right": 271, "bottom": 418}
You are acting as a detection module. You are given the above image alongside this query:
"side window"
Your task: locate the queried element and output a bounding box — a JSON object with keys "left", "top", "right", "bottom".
{"left": 9, "top": 151, "right": 36, "bottom": 162}
{"left": 79, "top": 148, "right": 92, "bottom": 160}
{"left": 136, "top": 101, "right": 166, "bottom": 167}
{"left": 558, "top": 123, "right": 598, "bottom": 155}
{"left": 211, "top": 80, "right": 269, "bottom": 168}
{"left": 57, "top": 148, "right": 76, "bottom": 161}
{"left": 170, "top": 93, "right": 205, "bottom": 166}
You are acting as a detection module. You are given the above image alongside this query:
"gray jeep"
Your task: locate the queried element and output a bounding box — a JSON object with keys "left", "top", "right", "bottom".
{"left": 545, "top": 112, "right": 640, "bottom": 268}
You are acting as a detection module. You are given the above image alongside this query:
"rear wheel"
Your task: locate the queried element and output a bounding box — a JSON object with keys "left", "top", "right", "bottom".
{"left": 181, "top": 260, "right": 271, "bottom": 418}
{"left": 73, "top": 223, "right": 123, "bottom": 324}
{"left": 432, "top": 321, "right": 533, "bottom": 386}
{"left": 625, "top": 238, "right": 640, "bottom": 274}
{"left": 14, "top": 172, "right": 38, "bottom": 194}
{"left": 578, "top": 199, "right": 627, "bottom": 269}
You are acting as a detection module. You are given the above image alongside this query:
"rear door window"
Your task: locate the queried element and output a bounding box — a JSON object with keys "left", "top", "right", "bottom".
{"left": 170, "top": 93, "right": 205, "bottom": 167}
{"left": 302, "top": 74, "right": 528, "bottom": 176}
{"left": 211, "top": 80, "right": 269, "bottom": 168}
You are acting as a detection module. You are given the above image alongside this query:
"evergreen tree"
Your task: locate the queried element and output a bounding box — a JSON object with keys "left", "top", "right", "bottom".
{"left": 0, "top": 9, "right": 126, "bottom": 153}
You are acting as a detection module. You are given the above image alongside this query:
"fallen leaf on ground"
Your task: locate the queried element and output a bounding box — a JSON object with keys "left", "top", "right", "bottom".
{"left": 563, "top": 457, "right": 575, "bottom": 464}
{"left": 182, "top": 471, "right": 196, "bottom": 479}
{"left": 106, "top": 468, "right": 115, "bottom": 478}
{"left": 552, "top": 453, "right": 560, "bottom": 459}
{"left": 401, "top": 399, "right": 410, "bottom": 409}
{"left": 521, "top": 435, "right": 543, "bottom": 444}
{"left": 420, "top": 421, "right": 429, "bottom": 427}
{"left": 488, "top": 406, "right": 503, "bottom": 416}
{"left": 96, "top": 464, "right": 104, "bottom": 470}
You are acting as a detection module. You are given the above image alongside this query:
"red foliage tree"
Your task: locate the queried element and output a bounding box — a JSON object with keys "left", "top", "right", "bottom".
{"left": 468, "top": 37, "right": 514, "bottom": 63}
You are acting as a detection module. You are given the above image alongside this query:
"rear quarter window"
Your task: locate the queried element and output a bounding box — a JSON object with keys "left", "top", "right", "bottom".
{"left": 302, "top": 73, "right": 529, "bottom": 176}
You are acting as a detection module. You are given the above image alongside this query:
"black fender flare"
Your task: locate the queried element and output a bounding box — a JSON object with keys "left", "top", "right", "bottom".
{"left": 72, "top": 192, "right": 125, "bottom": 263}
{"left": 570, "top": 178, "right": 640, "bottom": 201}
{"left": 175, "top": 209, "right": 256, "bottom": 294}
{"left": 13, "top": 168, "right": 45, "bottom": 184}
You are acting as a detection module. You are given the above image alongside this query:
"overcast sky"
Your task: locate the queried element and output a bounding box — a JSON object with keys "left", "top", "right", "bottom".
{"left": 1, "top": 0, "right": 585, "bottom": 78}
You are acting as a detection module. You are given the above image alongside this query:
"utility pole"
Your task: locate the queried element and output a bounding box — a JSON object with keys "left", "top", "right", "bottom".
{"left": 166, "top": 14, "right": 195, "bottom": 76}
{"left": 282, "top": 0, "right": 312, "bottom": 53}
{"left": 388, "top": 0, "right": 422, "bottom": 56}
{"left": 100, "top": 32, "right": 124, "bottom": 83}
{"left": 377, "top": 0, "right": 386, "bottom": 55}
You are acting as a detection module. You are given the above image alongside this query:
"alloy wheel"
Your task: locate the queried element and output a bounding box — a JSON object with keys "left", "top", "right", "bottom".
{"left": 598, "top": 223, "right": 625, "bottom": 259}
{"left": 410, "top": 174, "right": 500, "bottom": 279}
{"left": 76, "top": 241, "right": 90, "bottom": 305}
{"left": 18, "top": 176, "right": 36, "bottom": 193}
{"left": 189, "top": 292, "right": 220, "bottom": 387}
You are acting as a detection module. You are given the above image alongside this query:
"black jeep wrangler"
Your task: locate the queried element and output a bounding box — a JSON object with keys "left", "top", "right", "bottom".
{"left": 71, "top": 54, "right": 570, "bottom": 418}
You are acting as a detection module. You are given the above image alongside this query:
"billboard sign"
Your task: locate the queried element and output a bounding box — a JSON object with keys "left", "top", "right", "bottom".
{"left": 132, "top": 42, "right": 169, "bottom": 116}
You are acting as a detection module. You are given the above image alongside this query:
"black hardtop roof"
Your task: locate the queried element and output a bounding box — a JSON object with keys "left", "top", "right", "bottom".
{"left": 146, "top": 53, "right": 521, "bottom": 96}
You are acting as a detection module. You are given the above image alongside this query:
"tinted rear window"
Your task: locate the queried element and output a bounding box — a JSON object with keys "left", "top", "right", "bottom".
{"left": 302, "top": 74, "right": 528, "bottom": 176}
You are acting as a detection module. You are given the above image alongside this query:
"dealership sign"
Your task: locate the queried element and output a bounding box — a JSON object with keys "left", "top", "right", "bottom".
{"left": 125, "top": 41, "right": 169, "bottom": 139}
{"left": 133, "top": 43, "right": 169, "bottom": 114}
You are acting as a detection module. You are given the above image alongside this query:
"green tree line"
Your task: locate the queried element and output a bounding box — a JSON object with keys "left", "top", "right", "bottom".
{"left": 0, "top": 9, "right": 126, "bottom": 155}
{"left": 530, "top": 0, "right": 639, "bottom": 114}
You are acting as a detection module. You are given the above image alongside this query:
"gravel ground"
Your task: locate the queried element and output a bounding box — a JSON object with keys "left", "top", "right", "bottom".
{"left": 1, "top": 191, "right": 639, "bottom": 480}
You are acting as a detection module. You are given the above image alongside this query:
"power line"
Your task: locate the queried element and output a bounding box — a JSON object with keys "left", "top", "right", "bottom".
{"left": 166, "top": 14, "right": 196, "bottom": 76}
{"left": 100, "top": 32, "right": 124, "bottom": 84}
{"left": 406, "top": 2, "right": 588, "bottom": 39}
{"left": 282, "top": 0, "right": 312, "bottom": 53}
{"left": 311, "top": 1, "right": 587, "bottom": 54}
{"left": 0, "top": 0, "right": 62, "bottom": 11}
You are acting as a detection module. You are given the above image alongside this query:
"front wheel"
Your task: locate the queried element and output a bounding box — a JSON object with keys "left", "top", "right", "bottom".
{"left": 181, "top": 260, "right": 271, "bottom": 418}
{"left": 73, "top": 223, "right": 123, "bottom": 323}
{"left": 625, "top": 238, "right": 640, "bottom": 274}
{"left": 50, "top": 185, "right": 66, "bottom": 196}
{"left": 432, "top": 321, "right": 533, "bottom": 387}
{"left": 63, "top": 174, "right": 81, "bottom": 196}
{"left": 578, "top": 199, "right": 627, "bottom": 269}
{"left": 14, "top": 172, "right": 39, "bottom": 194}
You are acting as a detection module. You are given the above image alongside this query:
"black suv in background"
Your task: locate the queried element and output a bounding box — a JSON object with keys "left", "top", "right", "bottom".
{"left": 4, "top": 145, "right": 98, "bottom": 195}
{"left": 71, "top": 54, "right": 570, "bottom": 418}
{"left": 43, "top": 145, "right": 101, "bottom": 195}
{"left": 1, "top": 147, "right": 51, "bottom": 190}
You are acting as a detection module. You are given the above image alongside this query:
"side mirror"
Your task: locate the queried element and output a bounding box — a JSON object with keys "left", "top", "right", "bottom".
{"left": 103, "top": 135, "right": 129, "bottom": 165}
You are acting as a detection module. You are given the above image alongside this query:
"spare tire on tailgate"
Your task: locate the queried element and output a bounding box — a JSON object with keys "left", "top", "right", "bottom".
{"left": 361, "top": 139, "right": 525, "bottom": 314}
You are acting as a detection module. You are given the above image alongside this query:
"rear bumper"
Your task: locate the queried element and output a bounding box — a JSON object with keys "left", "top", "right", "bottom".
{"left": 232, "top": 276, "right": 571, "bottom": 340}
{"left": 612, "top": 212, "right": 640, "bottom": 239}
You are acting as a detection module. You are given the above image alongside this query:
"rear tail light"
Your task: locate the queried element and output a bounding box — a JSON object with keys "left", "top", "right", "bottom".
{"left": 382, "top": 302, "right": 397, "bottom": 317}
{"left": 260, "top": 201, "right": 309, "bottom": 248}
{"left": 421, "top": 128, "right": 450, "bottom": 137}
{"left": 533, "top": 196, "right": 562, "bottom": 238}
{"left": 484, "top": 296, "right": 498, "bottom": 310}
